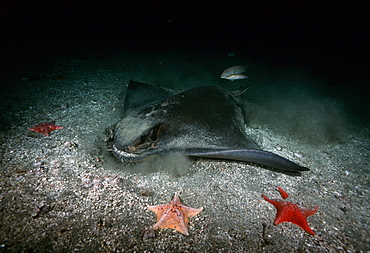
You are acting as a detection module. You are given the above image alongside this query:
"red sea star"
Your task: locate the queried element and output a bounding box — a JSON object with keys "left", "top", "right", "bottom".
{"left": 148, "top": 193, "right": 203, "bottom": 235}
{"left": 262, "top": 187, "right": 318, "bottom": 235}
{"left": 28, "top": 121, "right": 64, "bottom": 136}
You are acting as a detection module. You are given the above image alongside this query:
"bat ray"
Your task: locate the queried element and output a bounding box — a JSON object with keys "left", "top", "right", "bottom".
{"left": 113, "top": 81, "right": 309, "bottom": 173}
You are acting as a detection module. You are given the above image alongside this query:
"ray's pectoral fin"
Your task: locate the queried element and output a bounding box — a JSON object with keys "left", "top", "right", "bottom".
{"left": 188, "top": 149, "right": 309, "bottom": 173}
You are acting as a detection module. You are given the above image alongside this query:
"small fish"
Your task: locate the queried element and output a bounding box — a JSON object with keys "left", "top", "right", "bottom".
{"left": 223, "top": 74, "right": 248, "bottom": 81}
{"left": 220, "top": 65, "right": 248, "bottom": 81}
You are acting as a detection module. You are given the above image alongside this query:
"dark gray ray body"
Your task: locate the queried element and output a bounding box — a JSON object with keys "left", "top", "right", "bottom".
{"left": 113, "top": 81, "right": 309, "bottom": 173}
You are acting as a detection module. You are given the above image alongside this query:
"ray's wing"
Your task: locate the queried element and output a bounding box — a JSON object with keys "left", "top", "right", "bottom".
{"left": 122, "top": 81, "right": 173, "bottom": 117}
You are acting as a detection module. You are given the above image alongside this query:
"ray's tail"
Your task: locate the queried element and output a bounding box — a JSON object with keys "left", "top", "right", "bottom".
{"left": 187, "top": 149, "right": 309, "bottom": 172}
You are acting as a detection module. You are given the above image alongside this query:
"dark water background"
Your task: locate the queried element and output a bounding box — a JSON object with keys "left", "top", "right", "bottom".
{"left": 1, "top": 2, "right": 368, "bottom": 128}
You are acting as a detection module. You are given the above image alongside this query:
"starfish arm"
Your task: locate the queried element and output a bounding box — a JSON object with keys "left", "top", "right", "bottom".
{"left": 182, "top": 206, "right": 203, "bottom": 218}
{"left": 48, "top": 125, "right": 64, "bottom": 130}
{"left": 149, "top": 206, "right": 174, "bottom": 230}
{"left": 148, "top": 204, "right": 165, "bottom": 213}
{"left": 171, "top": 193, "right": 181, "bottom": 204}
{"left": 148, "top": 204, "right": 170, "bottom": 220}
{"left": 177, "top": 217, "right": 189, "bottom": 235}
{"left": 262, "top": 194, "right": 280, "bottom": 206}
{"left": 293, "top": 219, "right": 316, "bottom": 235}
{"left": 302, "top": 206, "right": 319, "bottom": 216}
{"left": 277, "top": 187, "right": 289, "bottom": 199}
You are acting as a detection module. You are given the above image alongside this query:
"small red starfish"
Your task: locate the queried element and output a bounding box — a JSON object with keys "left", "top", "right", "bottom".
{"left": 262, "top": 187, "right": 318, "bottom": 235}
{"left": 28, "top": 121, "right": 64, "bottom": 136}
{"left": 148, "top": 193, "right": 203, "bottom": 235}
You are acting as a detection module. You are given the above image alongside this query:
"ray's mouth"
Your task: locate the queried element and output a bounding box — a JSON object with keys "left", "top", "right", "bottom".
{"left": 122, "top": 123, "right": 168, "bottom": 154}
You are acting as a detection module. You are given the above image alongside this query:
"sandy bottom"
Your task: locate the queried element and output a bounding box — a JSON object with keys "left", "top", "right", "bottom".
{"left": 1, "top": 49, "right": 369, "bottom": 252}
